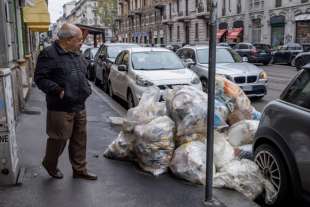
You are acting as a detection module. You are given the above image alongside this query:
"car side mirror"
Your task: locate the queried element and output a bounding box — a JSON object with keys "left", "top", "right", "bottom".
{"left": 184, "top": 58, "right": 195, "bottom": 68}
{"left": 242, "top": 57, "right": 248, "bottom": 62}
{"left": 118, "top": 64, "right": 128, "bottom": 72}
{"left": 99, "top": 54, "right": 107, "bottom": 60}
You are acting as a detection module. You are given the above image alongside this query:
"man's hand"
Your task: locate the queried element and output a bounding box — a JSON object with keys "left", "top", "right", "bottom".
{"left": 60, "top": 90, "right": 64, "bottom": 99}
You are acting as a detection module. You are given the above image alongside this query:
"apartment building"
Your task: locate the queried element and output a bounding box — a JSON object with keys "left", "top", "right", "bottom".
{"left": 217, "top": 0, "right": 310, "bottom": 46}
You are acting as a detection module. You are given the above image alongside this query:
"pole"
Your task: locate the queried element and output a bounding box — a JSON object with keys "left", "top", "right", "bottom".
{"left": 205, "top": 0, "right": 217, "bottom": 204}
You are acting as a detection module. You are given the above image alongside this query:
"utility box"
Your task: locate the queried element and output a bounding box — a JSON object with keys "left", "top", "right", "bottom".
{"left": 0, "top": 68, "right": 20, "bottom": 185}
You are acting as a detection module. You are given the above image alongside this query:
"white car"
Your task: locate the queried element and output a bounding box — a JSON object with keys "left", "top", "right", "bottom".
{"left": 107, "top": 47, "right": 202, "bottom": 108}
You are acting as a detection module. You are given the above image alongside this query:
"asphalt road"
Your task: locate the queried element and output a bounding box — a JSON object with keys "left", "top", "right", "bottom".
{"left": 252, "top": 64, "right": 298, "bottom": 112}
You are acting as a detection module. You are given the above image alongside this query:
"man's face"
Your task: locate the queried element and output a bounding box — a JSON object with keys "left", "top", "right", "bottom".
{"left": 66, "top": 30, "right": 83, "bottom": 52}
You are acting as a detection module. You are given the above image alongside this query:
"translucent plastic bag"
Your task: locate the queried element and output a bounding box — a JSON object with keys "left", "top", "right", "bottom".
{"left": 123, "top": 87, "right": 167, "bottom": 132}
{"left": 170, "top": 141, "right": 215, "bottom": 185}
{"left": 227, "top": 120, "right": 259, "bottom": 147}
{"left": 213, "top": 159, "right": 276, "bottom": 201}
{"left": 214, "top": 131, "right": 235, "bottom": 170}
{"left": 103, "top": 131, "right": 136, "bottom": 161}
{"left": 134, "top": 116, "right": 175, "bottom": 176}
{"left": 166, "top": 86, "right": 209, "bottom": 146}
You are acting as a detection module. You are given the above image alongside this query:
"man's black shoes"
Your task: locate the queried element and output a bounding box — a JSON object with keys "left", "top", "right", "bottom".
{"left": 42, "top": 160, "right": 64, "bottom": 179}
{"left": 73, "top": 171, "right": 98, "bottom": 180}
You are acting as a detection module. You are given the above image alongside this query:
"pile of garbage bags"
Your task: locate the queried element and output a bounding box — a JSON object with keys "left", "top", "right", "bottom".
{"left": 104, "top": 76, "right": 275, "bottom": 202}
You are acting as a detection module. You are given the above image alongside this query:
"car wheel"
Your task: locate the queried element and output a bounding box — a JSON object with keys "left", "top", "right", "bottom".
{"left": 251, "top": 96, "right": 264, "bottom": 101}
{"left": 254, "top": 144, "right": 290, "bottom": 206}
{"left": 295, "top": 58, "right": 304, "bottom": 70}
{"left": 127, "top": 90, "right": 136, "bottom": 109}
{"left": 263, "top": 61, "right": 269, "bottom": 66}
{"left": 107, "top": 81, "right": 113, "bottom": 97}
{"left": 200, "top": 77, "right": 208, "bottom": 93}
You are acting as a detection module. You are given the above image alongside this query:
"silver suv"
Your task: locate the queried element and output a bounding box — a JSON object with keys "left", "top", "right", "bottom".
{"left": 176, "top": 45, "right": 268, "bottom": 99}
{"left": 254, "top": 64, "right": 310, "bottom": 206}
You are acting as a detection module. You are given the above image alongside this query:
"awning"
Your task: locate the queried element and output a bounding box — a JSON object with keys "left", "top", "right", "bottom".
{"left": 23, "top": 0, "right": 50, "bottom": 32}
{"left": 227, "top": 28, "right": 243, "bottom": 40}
{"left": 216, "top": 29, "right": 227, "bottom": 39}
{"left": 295, "top": 14, "right": 310, "bottom": 21}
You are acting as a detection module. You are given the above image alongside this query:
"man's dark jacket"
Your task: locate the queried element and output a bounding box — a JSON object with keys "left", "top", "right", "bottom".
{"left": 34, "top": 42, "right": 91, "bottom": 112}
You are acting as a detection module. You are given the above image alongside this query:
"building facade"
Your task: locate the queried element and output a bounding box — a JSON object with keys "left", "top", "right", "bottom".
{"left": 115, "top": 0, "right": 210, "bottom": 45}
{"left": 57, "top": 0, "right": 116, "bottom": 43}
{"left": 215, "top": 0, "right": 310, "bottom": 46}
{"left": 116, "top": 0, "right": 310, "bottom": 47}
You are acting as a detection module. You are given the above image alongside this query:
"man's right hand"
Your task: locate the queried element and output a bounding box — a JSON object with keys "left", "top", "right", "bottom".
{"left": 60, "top": 90, "right": 64, "bottom": 99}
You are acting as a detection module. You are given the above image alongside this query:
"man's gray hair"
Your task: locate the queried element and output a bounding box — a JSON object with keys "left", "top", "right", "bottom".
{"left": 57, "top": 23, "right": 80, "bottom": 39}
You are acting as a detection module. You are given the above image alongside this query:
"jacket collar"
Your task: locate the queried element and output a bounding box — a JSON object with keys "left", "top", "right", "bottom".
{"left": 53, "top": 41, "right": 79, "bottom": 56}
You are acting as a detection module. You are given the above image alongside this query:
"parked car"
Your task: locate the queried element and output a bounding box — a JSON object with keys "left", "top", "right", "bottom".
{"left": 233, "top": 42, "right": 272, "bottom": 65}
{"left": 272, "top": 43, "right": 303, "bottom": 65}
{"left": 302, "top": 43, "right": 310, "bottom": 52}
{"left": 254, "top": 64, "right": 310, "bottom": 206}
{"left": 292, "top": 51, "right": 310, "bottom": 70}
{"left": 176, "top": 45, "right": 268, "bottom": 99}
{"left": 166, "top": 44, "right": 181, "bottom": 52}
{"left": 107, "top": 47, "right": 202, "bottom": 108}
{"left": 217, "top": 42, "right": 231, "bottom": 48}
{"left": 83, "top": 47, "right": 99, "bottom": 81}
{"left": 94, "top": 43, "right": 140, "bottom": 91}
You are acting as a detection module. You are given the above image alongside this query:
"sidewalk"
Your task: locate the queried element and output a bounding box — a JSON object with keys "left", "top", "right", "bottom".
{"left": 0, "top": 85, "right": 259, "bottom": 207}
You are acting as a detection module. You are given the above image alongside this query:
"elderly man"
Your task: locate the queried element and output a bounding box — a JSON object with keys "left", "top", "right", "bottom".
{"left": 34, "top": 23, "right": 97, "bottom": 180}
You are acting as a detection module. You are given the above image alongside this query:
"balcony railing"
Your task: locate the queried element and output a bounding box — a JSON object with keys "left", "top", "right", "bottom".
{"left": 154, "top": 0, "right": 168, "bottom": 9}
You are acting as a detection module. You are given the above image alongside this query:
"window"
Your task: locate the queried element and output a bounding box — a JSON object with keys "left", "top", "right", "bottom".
{"left": 195, "top": 23, "right": 199, "bottom": 40}
{"left": 121, "top": 52, "right": 129, "bottom": 66}
{"left": 115, "top": 52, "right": 125, "bottom": 65}
{"left": 301, "top": 0, "right": 308, "bottom": 3}
{"left": 169, "top": 26, "right": 172, "bottom": 42}
{"left": 177, "top": 25, "right": 180, "bottom": 41}
{"left": 275, "top": 0, "right": 281, "bottom": 7}
{"left": 281, "top": 70, "right": 310, "bottom": 109}
{"left": 237, "top": 0, "right": 241, "bottom": 14}
{"left": 222, "top": 0, "right": 226, "bottom": 16}
{"left": 239, "top": 44, "right": 249, "bottom": 49}
{"left": 177, "top": 0, "right": 180, "bottom": 13}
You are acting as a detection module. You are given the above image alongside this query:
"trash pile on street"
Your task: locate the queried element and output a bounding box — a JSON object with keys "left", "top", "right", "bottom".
{"left": 104, "top": 75, "right": 276, "bottom": 203}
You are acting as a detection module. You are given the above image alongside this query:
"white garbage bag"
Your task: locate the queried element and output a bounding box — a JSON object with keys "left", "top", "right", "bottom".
{"left": 134, "top": 116, "right": 175, "bottom": 176}
{"left": 227, "top": 120, "right": 259, "bottom": 147}
{"left": 123, "top": 87, "right": 167, "bottom": 132}
{"left": 103, "top": 131, "right": 136, "bottom": 161}
{"left": 214, "top": 131, "right": 235, "bottom": 170}
{"left": 166, "top": 86, "right": 213, "bottom": 146}
{"left": 213, "top": 159, "right": 276, "bottom": 201}
{"left": 170, "top": 141, "right": 215, "bottom": 185}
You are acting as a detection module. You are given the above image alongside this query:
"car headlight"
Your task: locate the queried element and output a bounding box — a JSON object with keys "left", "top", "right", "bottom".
{"left": 259, "top": 71, "right": 268, "bottom": 80}
{"left": 191, "top": 77, "right": 200, "bottom": 84}
{"left": 224, "top": 75, "right": 233, "bottom": 81}
{"left": 136, "top": 76, "right": 154, "bottom": 87}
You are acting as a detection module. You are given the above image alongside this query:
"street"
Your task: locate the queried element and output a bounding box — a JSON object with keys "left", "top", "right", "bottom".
{"left": 252, "top": 64, "right": 298, "bottom": 111}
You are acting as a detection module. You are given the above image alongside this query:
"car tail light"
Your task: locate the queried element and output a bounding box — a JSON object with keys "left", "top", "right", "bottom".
{"left": 250, "top": 48, "right": 257, "bottom": 56}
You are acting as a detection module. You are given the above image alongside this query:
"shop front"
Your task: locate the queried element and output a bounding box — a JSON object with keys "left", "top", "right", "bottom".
{"left": 227, "top": 20, "right": 244, "bottom": 43}
{"left": 270, "top": 15, "right": 285, "bottom": 47}
{"left": 295, "top": 14, "right": 310, "bottom": 44}
{"left": 217, "top": 22, "right": 228, "bottom": 42}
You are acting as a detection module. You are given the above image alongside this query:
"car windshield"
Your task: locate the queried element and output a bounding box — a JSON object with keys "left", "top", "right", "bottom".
{"left": 132, "top": 51, "right": 184, "bottom": 70}
{"left": 197, "top": 48, "right": 242, "bottom": 64}
{"left": 108, "top": 45, "right": 138, "bottom": 58}
{"left": 91, "top": 48, "right": 99, "bottom": 57}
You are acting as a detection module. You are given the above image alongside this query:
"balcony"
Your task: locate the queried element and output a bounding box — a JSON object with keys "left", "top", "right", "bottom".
{"left": 154, "top": 0, "right": 168, "bottom": 9}
{"left": 176, "top": 11, "right": 191, "bottom": 22}
{"left": 134, "top": 8, "right": 143, "bottom": 15}
{"left": 128, "top": 11, "right": 135, "bottom": 18}
{"left": 195, "top": 7, "right": 209, "bottom": 19}
{"left": 115, "top": 16, "right": 123, "bottom": 22}
{"left": 162, "top": 17, "right": 174, "bottom": 25}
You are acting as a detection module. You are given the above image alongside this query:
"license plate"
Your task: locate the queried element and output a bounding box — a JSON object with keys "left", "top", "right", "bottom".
{"left": 242, "top": 85, "right": 253, "bottom": 91}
